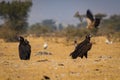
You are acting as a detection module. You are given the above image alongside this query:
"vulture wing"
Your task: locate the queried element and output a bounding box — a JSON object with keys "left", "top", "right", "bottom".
{"left": 79, "top": 42, "right": 92, "bottom": 58}
{"left": 19, "top": 44, "right": 28, "bottom": 60}
{"left": 86, "top": 9, "right": 94, "bottom": 22}
{"left": 94, "top": 18, "right": 101, "bottom": 28}
{"left": 86, "top": 9, "right": 94, "bottom": 28}
{"left": 70, "top": 34, "right": 92, "bottom": 59}
{"left": 70, "top": 39, "right": 89, "bottom": 59}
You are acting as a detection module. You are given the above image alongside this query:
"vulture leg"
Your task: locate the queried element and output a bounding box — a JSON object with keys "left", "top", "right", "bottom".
{"left": 84, "top": 52, "right": 88, "bottom": 58}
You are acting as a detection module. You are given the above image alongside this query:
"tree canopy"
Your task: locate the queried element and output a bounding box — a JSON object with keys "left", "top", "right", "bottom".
{"left": 0, "top": 0, "right": 32, "bottom": 41}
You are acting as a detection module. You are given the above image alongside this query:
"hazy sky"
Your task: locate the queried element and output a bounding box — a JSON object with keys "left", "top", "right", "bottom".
{"left": 1, "top": 0, "right": 120, "bottom": 25}
{"left": 27, "top": 0, "right": 120, "bottom": 25}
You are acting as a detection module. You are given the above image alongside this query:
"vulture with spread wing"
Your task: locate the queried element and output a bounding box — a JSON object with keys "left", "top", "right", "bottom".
{"left": 86, "top": 9, "right": 101, "bottom": 29}
{"left": 70, "top": 34, "right": 92, "bottom": 59}
{"left": 74, "top": 9, "right": 101, "bottom": 29}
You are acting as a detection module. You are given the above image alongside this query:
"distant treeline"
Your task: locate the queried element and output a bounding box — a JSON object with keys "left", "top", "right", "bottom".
{"left": 27, "top": 15, "right": 120, "bottom": 42}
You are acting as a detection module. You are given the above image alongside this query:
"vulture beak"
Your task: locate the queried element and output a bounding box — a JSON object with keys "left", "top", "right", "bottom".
{"left": 89, "top": 34, "right": 92, "bottom": 38}
{"left": 17, "top": 36, "right": 21, "bottom": 41}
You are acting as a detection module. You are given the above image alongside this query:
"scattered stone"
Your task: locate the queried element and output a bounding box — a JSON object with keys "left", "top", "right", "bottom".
{"left": 98, "top": 56, "right": 104, "bottom": 58}
{"left": 3, "top": 61, "right": 9, "bottom": 65}
{"left": 95, "top": 68, "right": 99, "bottom": 71}
{"left": 0, "top": 52, "right": 4, "bottom": 57}
{"left": 78, "top": 65, "right": 82, "bottom": 67}
{"left": 17, "top": 76, "right": 20, "bottom": 78}
{"left": 107, "top": 56, "right": 112, "bottom": 59}
{"left": 94, "top": 59, "right": 101, "bottom": 62}
{"left": 7, "top": 78, "right": 11, "bottom": 80}
{"left": 58, "top": 63, "right": 64, "bottom": 66}
{"left": 41, "top": 75, "right": 50, "bottom": 80}
{"left": 98, "top": 55, "right": 112, "bottom": 60}
{"left": 35, "top": 51, "right": 52, "bottom": 56}
{"left": 37, "top": 59, "right": 48, "bottom": 62}
{"left": 70, "top": 71, "right": 80, "bottom": 76}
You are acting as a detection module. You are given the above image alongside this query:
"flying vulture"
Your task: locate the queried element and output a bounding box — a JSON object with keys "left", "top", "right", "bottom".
{"left": 86, "top": 9, "right": 101, "bottom": 29}
{"left": 74, "top": 9, "right": 101, "bottom": 29}
{"left": 70, "top": 34, "right": 92, "bottom": 59}
{"left": 18, "top": 36, "right": 31, "bottom": 60}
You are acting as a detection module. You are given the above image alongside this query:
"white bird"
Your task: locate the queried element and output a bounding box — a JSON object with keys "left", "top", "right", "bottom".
{"left": 105, "top": 39, "right": 113, "bottom": 44}
{"left": 43, "top": 42, "right": 48, "bottom": 50}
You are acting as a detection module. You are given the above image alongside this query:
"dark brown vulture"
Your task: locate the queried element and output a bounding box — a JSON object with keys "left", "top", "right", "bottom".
{"left": 18, "top": 36, "right": 31, "bottom": 60}
{"left": 86, "top": 9, "right": 101, "bottom": 29}
{"left": 70, "top": 34, "right": 92, "bottom": 59}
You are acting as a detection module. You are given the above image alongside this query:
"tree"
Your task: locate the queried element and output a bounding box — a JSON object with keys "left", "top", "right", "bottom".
{"left": 0, "top": 0, "right": 32, "bottom": 41}
{"left": 95, "top": 13, "right": 107, "bottom": 19}
{"left": 41, "top": 19, "right": 57, "bottom": 32}
{"left": 29, "top": 23, "right": 50, "bottom": 37}
{"left": 58, "top": 23, "right": 64, "bottom": 31}
{"left": 98, "top": 14, "right": 120, "bottom": 41}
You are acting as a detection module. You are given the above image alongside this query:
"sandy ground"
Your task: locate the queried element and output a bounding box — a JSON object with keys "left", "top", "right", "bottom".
{"left": 0, "top": 36, "right": 120, "bottom": 80}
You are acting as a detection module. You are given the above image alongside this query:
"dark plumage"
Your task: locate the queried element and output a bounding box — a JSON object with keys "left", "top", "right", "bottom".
{"left": 43, "top": 75, "right": 50, "bottom": 80}
{"left": 70, "top": 34, "right": 92, "bottom": 59}
{"left": 18, "top": 36, "right": 31, "bottom": 60}
{"left": 86, "top": 9, "right": 101, "bottom": 29}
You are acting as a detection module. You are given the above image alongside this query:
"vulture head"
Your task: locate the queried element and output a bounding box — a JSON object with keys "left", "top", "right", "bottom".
{"left": 18, "top": 36, "right": 24, "bottom": 43}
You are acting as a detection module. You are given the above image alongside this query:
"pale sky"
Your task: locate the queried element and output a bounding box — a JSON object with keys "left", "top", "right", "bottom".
{"left": 27, "top": 0, "right": 120, "bottom": 25}
{"left": 0, "top": 0, "right": 120, "bottom": 25}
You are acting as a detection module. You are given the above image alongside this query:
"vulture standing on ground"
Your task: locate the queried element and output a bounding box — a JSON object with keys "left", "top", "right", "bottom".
{"left": 18, "top": 36, "right": 31, "bottom": 60}
{"left": 86, "top": 9, "right": 101, "bottom": 29}
{"left": 70, "top": 34, "right": 92, "bottom": 59}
